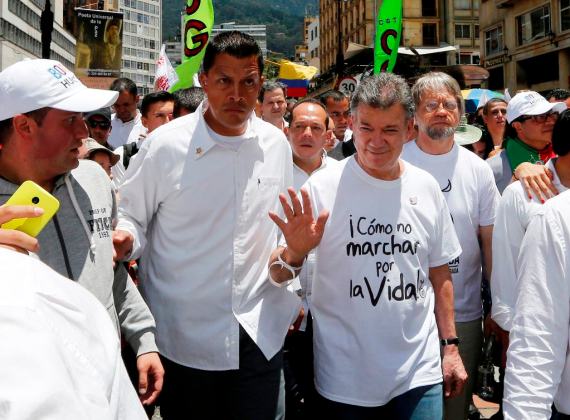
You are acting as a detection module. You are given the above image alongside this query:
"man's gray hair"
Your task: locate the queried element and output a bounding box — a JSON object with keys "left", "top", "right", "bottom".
{"left": 411, "top": 72, "right": 465, "bottom": 115}
{"left": 350, "top": 73, "right": 414, "bottom": 120}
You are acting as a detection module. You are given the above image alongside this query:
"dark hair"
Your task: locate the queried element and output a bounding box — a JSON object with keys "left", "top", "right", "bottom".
{"left": 288, "top": 98, "right": 329, "bottom": 129}
{"left": 172, "top": 87, "right": 204, "bottom": 117}
{"left": 318, "top": 90, "right": 347, "bottom": 107}
{"left": 141, "top": 91, "right": 175, "bottom": 117}
{"left": 546, "top": 88, "right": 570, "bottom": 102}
{"left": 552, "top": 109, "right": 570, "bottom": 156}
{"left": 352, "top": 73, "right": 414, "bottom": 121}
{"left": 202, "top": 31, "right": 264, "bottom": 75}
{"left": 0, "top": 108, "right": 50, "bottom": 145}
{"left": 258, "top": 81, "right": 286, "bottom": 103}
{"left": 482, "top": 98, "right": 508, "bottom": 116}
{"left": 109, "top": 77, "right": 138, "bottom": 97}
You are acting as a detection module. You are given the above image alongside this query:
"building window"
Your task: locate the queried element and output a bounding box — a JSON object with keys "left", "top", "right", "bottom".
{"left": 475, "top": 24, "right": 480, "bottom": 36}
{"left": 423, "top": 23, "right": 438, "bottom": 46}
{"left": 485, "top": 26, "right": 503, "bottom": 56}
{"left": 422, "top": 0, "right": 437, "bottom": 16}
{"left": 517, "top": 5, "right": 550, "bottom": 45}
{"left": 455, "top": 24, "right": 471, "bottom": 39}
{"left": 473, "top": 0, "right": 480, "bottom": 10}
{"left": 562, "top": 0, "right": 570, "bottom": 31}
{"left": 454, "top": 0, "right": 470, "bottom": 10}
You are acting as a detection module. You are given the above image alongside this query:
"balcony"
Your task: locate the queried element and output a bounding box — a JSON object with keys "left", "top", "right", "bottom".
{"left": 496, "top": 0, "right": 514, "bottom": 8}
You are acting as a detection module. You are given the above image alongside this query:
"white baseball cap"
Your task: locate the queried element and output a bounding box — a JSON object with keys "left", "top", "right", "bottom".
{"left": 506, "top": 91, "right": 567, "bottom": 123}
{"left": 0, "top": 59, "right": 119, "bottom": 121}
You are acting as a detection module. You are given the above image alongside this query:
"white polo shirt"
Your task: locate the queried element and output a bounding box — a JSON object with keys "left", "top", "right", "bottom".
{"left": 0, "top": 248, "right": 146, "bottom": 420}
{"left": 491, "top": 158, "right": 567, "bottom": 331}
{"left": 108, "top": 111, "right": 144, "bottom": 149}
{"left": 117, "top": 104, "right": 301, "bottom": 370}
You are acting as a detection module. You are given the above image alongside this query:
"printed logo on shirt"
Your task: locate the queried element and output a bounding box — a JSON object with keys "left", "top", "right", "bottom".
{"left": 441, "top": 179, "right": 452, "bottom": 193}
{"left": 448, "top": 256, "right": 459, "bottom": 274}
{"left": 87, "top": 207, "right": 112, "bottom": 239}
{"left": 346, "top": 214, "right": 428, "bottom": 306}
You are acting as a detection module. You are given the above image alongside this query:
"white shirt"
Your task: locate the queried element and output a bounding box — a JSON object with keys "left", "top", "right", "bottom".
{"left": 108, "top": 111, "right": 144, "bottom": 149}
{"left": 291, "top": 153, "right": 340, "bottom": 330}
{"left": 402, "top": 141, "right": 500, "bottom": 322}
{"left": 117, "top": 104, "right": 300, "bottom": 370}
{"left": 299, "top": 157, "right": 461, "bottom": 406}
{"left": 111, "top": 132, "right": 147, "bottom": 191}
{"left": 0, "top": 248, "right": 146, "bottom": 420}
{"left": 491, "top": 159, "right": 567, "bottom": 331}
{"left": 503, "top": 190, "right": 570, "bottom": 419}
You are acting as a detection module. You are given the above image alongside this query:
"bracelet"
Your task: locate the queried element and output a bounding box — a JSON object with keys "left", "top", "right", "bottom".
{"left": 440, "top": 337, "right": 460, "bottom": 347}
{"left": 268, "top": 250, "right": 304, "bottom": 288}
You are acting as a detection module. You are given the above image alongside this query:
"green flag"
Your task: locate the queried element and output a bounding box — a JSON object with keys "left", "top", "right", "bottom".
{"left": 374, "top": 0, "right": 402, "bottom": 74}
{"left": 170, "top": 0, "right": 214, "bottom": 92}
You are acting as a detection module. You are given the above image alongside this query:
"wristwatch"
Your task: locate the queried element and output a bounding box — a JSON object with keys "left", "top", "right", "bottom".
{"left": 440, "top": 337, "right": 460, "bottom": 347}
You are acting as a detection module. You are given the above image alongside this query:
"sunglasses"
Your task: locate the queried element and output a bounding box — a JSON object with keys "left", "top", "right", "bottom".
{"left": 86, "top": 120, "right": 111, "bottom": 129}
{"left": 518, "top": 111, "right": 559, "bottom": 124}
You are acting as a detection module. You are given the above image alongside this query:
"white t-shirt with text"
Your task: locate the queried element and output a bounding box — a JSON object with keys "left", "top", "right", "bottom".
{"left": 402, "top": 141, "right": 500, "bottom": 322}
{"left": 301, "top": 157, "right": 461, "bottom": 406}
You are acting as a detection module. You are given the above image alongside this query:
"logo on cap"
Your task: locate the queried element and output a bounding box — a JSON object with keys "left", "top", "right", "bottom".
{"left": 47, "top": 64, "right": 79, "bottom": 89}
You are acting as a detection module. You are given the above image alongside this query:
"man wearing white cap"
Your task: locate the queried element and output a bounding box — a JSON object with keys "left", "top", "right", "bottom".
{"left": 401, "top": 72, "right": 500, "bottom": 420}
{"left": 0, "top": 59, "right": 163, "bottom": 406}
{"left": 487, "top": 90, "right": 566, "bottom": 194}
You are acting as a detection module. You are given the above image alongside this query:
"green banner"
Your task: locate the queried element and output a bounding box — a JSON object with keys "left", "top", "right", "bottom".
{"left": 373, "top": 0, "right": 402, "bottom": 74}
{"left": 170, "top": 0, "right": 214, "bottom": 92}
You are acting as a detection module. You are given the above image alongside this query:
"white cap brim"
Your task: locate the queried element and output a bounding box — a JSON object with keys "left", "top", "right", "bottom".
{"left": 52, "top": 86, "right": 118, "bottom": 113}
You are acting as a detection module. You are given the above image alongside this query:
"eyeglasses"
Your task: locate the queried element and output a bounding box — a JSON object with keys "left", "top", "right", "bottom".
{"left": 86, "top": 120, "right": 111, "bottom": 130}
{"left": 423, "top": 99, "right": 458, "bottom": 113}
{"left": 518, "top": 111, "right": 559, "bottom": 123}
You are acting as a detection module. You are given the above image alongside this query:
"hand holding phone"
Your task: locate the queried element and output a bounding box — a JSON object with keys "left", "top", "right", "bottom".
{"left": 1, "top": 181, "right": 60, "bottom": 237}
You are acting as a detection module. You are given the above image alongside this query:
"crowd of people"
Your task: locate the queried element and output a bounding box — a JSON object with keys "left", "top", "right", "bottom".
{"left": 0, "top": 30, "right": 569, "bottom": 420}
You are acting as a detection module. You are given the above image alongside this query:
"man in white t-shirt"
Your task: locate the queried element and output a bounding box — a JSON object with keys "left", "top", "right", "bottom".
{"left": 491, "top": 109, "right": 570, "bottom": 363}
{"left": 402, "top": 72, "right": 500, "bottom": 420}
{"left": 269, "top": 73, "right": 467, "bottom": 419}
{"left": 503, "top": 189, "right": 570, "bottom": 420}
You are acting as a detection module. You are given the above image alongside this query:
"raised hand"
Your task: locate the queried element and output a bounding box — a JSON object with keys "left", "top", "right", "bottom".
{"left": 269, "top": 187, "right": 329, "bottom": 262}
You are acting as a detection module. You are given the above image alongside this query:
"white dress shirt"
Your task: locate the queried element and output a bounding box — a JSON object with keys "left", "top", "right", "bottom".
{"left": 0, "top": 248, "right": 146, "bottom": 420}
{"left": 504, "top": 190, "right": 570, "bottom": 419}
{"left": 117, "top": 104, "right": 301, "bottom": 370}
{"left": 491, "top": 159, "right": 567, "bottom": 331}
{"left": 111, "top": 130, "right": 147, "bottom": 191}
{"left": 291, "top": 153, "right": 340, "bottom": 330}
{"left": 108, "top": 110, "right": 144, "bottom": 149}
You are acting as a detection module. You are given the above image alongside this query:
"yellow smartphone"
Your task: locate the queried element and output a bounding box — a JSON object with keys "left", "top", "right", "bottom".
{"left": 1, "top": 181, "right": 60, "bottom": 237}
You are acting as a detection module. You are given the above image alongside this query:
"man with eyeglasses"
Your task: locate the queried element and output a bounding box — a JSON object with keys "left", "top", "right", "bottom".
{"left": 402, "top": 72, "right": 500, "bottom": 420}
{"left": 487, "top": 91, "right": 566, "bottom": 194}
{"left": 85, "top": 108, "right": 114, "bottom": 150}
{"left": 319, "top": 90, "right": 355, "bottom": 160}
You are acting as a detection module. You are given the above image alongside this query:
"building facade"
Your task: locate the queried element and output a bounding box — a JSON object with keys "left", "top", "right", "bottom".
{"left": 211, "top": 22, "right": 267, "bottom": 57}
{"left": 1, "top": 0, "right": 76, "bottom": 70}
{"left": 319, "top": 0, "right": 480, "bottom": 76}
{"left": 480, "top": 0, "right": 570, "bottom": 92}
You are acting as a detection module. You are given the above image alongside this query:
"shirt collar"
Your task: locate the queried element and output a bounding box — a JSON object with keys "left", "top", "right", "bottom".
{"left": 191, "top": 101, "right": 258, "bottom": 160}
{"left": 293, "top": 150, "right": 328, "bottom": 175}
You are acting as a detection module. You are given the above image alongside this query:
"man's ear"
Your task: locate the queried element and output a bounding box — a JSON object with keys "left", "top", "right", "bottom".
{"left": 348, "top": 114, "right": 354, "bottom": 130}
{"left": 141, "top": 116, "right": 148, "bottom": 130}
{"left": 284, "top": 126, "right": 289, "bottom": 138}
{"left": 12, "top": 114, "right": 34, "bottom": 139}
{"left": 198, "top": 72, "right": 207, "bottom": 90}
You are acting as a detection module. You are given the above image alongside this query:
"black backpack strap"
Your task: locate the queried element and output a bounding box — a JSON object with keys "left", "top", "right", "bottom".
{"left": 122, "top": 142, "right": 139, "bottom": 170}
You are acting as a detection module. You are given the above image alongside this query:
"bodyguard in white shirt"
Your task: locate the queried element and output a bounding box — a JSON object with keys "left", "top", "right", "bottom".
{"left": 113, "top": 31, "right": 300, "bottom": 419}
{"left": 269, "top": 73, "right": 467, "bottom": 420}
{"left": 503, "top": 189, "right": 570, "bottom": 420}
{"left": 108, "top": 78, "right": 144, "bottom": 149}
{"left": 491, "top": 109, "right": 570, "bottom": 339}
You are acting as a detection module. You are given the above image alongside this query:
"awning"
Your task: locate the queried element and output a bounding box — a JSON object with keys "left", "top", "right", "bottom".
{"left": 344, "top": 42, "right": 459, "bottom": 59}
{"left": 397, "top": 45, "right": 458, "bottom": 56}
